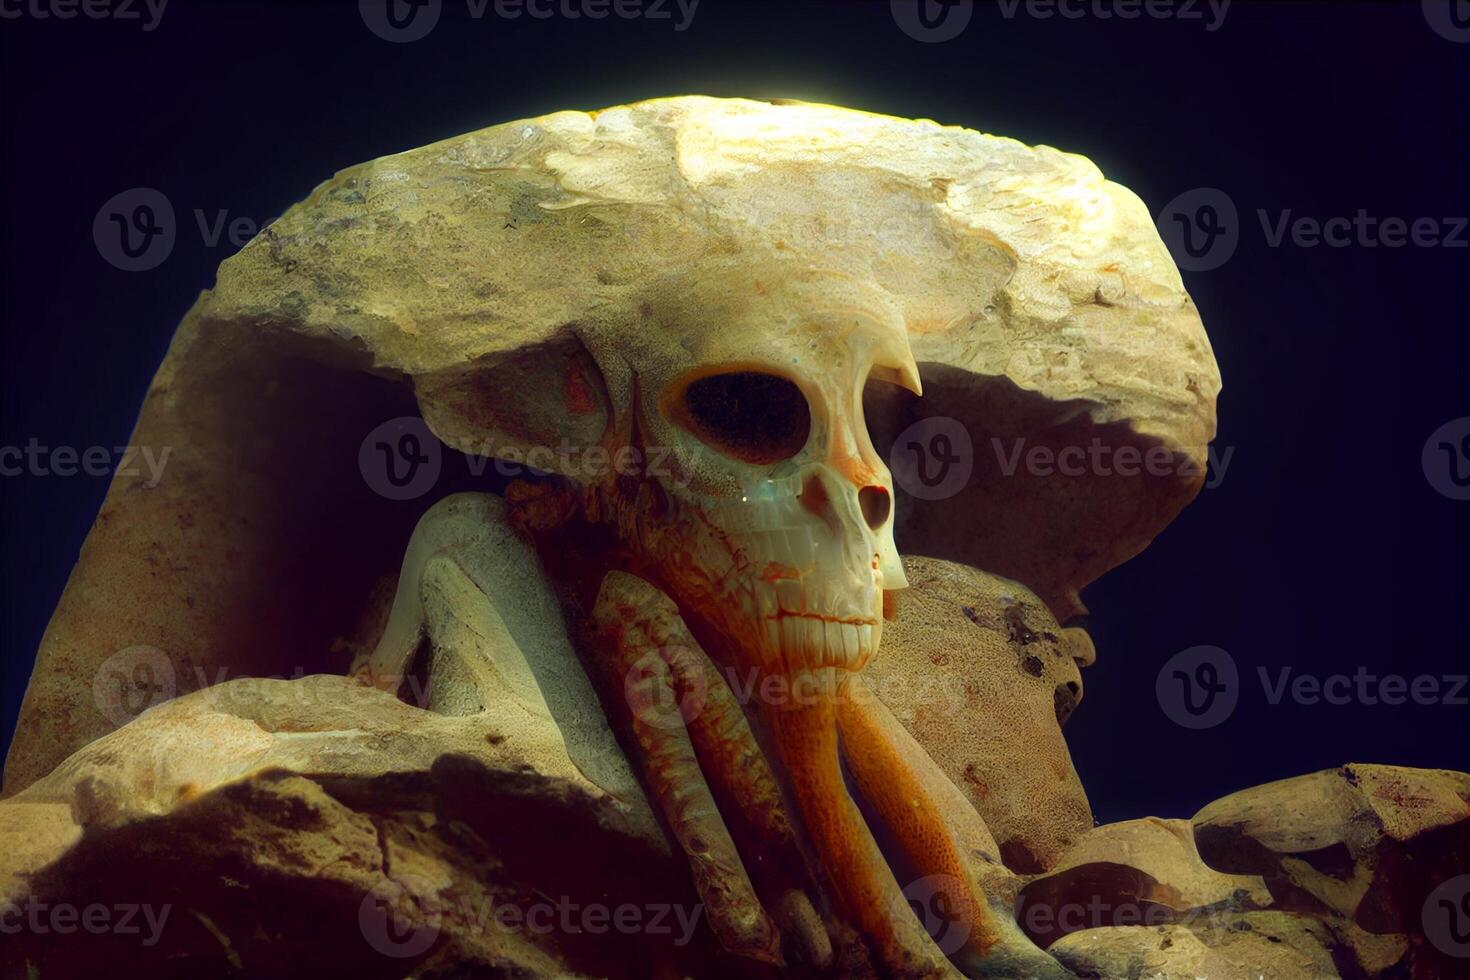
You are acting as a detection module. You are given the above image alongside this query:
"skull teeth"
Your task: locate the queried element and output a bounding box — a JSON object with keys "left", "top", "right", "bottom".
{"left": 705, "top": 483, "right": 889, "bottom": 676}
{"left": 770, "top": 612, "right": 873, "bottom": 671}
{"left": 776, "top": 579, "right": 803, "bottom": 614}
{"left": 745, "top": 571, "right": 878, "bottom": 672}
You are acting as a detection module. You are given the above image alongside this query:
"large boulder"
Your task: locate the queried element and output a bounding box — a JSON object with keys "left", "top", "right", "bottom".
{"left": 0, "top": 676, "right": 726, "bottom": 980}
{"left": 1193, "top": 764, "right": 1470, "bottom": 977}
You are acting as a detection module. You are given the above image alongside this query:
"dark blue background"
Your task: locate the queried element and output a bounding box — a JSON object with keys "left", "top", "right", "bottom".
{"left": 1, "top": 0, "right": 1466, "bottom": 822}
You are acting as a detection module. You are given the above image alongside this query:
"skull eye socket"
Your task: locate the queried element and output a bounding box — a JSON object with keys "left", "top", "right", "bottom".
{"left": 675, "top": 371, "right": 811, "bottom": 465}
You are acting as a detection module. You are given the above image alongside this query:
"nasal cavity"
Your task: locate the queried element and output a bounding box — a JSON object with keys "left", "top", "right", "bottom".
{"left": 858, "top": 485, "right": 891, "bottom": 530}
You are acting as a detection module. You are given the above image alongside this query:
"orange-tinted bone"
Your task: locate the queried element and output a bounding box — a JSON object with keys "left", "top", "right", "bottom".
{"left": 835, "top": 678, "right": 1000, "bottom": 959}
{"left": 593, "top": 575, "right": 780, "bottom": 964}
{"left": 762, "top": 682, "right": 958, "bottom": 979}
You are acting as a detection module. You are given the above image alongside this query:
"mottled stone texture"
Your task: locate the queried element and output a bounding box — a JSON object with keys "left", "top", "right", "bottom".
{"left": 867, "top": 556, "right": 1093, "bottom": 874}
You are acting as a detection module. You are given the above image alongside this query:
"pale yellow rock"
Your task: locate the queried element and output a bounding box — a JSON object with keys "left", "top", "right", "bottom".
{"left": 1039, "top": 817, "right": 1272, "bottom": 910}
{"left": 1192, "top": 763, "right": 1470, "bottom": 974}
{"left": 1016, "top": 817, "right": 1272, "bottom": 950}
{"left": 0, "top": 675, "right": 681, "bottom": 979}
{"left": 36, "top": 673, "right": 638, "bottom": 808}
{"left": 1049, "top": 913, "right": 1341, "bottom": 980}
{"left": 205, "top": 96, "right": 1217, "bottom": 456}
{"left": 4, "top": 675, "right": 662, "bottom": 875}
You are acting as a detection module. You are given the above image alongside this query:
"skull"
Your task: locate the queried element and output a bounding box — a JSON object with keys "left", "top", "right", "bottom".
{"left": 589, "top": 265, "right": 920, "bottom": 685}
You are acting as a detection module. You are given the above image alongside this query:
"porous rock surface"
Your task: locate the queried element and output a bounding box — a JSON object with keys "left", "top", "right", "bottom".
{"left": 866, "top": 555, "right": 1094, "bottom": 873}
